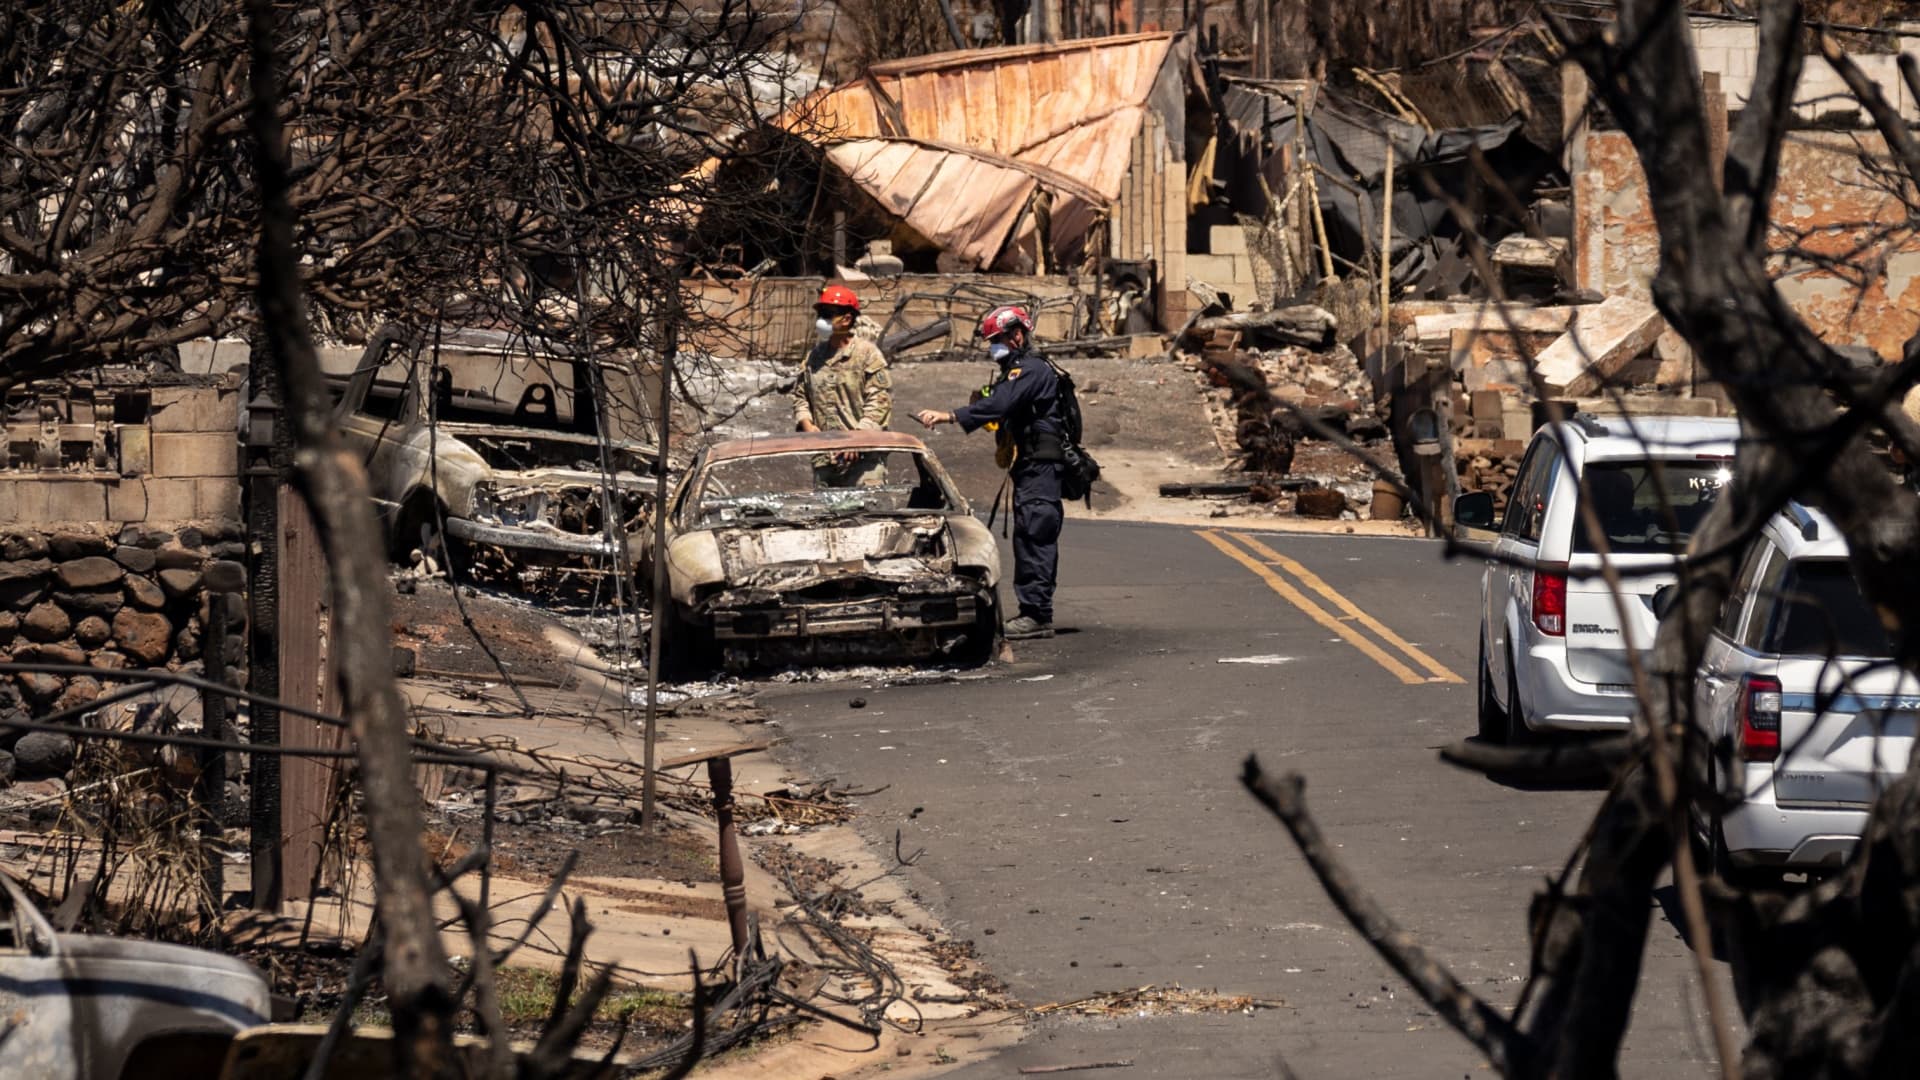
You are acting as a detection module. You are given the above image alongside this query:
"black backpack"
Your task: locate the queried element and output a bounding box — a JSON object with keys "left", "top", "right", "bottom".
{"left": 1041, "top": 358, "right": 1101, "bottom": 506}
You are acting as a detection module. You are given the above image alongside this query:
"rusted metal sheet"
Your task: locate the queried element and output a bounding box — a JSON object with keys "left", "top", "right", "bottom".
{"left": 823, "top": 33, "right": 1172, "bottom": 170}
{"left": 787, "top": 34, "right": 1179, "bottom": 269}
{"left": 828, "top": 141, "right": 1034, "bottom": 268}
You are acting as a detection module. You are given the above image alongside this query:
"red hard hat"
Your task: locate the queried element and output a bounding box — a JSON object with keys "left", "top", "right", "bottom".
{"left": 978, "top": 305, "right": 1033, "bottom": 340}
{"left": 816, "top": 284, "right": 861, "bottom": 311}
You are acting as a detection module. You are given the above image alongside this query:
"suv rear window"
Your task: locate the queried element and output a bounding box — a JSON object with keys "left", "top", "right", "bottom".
{"left": 1762, "top": 559, "right": 1894, "bottom": 657}
{"left": 1572, "top": 460, "right": 1729, "bottom": 555}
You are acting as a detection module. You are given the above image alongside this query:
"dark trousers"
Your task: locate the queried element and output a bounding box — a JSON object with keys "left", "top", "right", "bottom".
{"left": 1011, "top": 460, "right": 1064, "bottom": 622}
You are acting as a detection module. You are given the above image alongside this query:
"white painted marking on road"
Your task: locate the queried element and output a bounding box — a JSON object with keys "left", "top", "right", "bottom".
{"left": 1020, "top": 674, "right": 1055, "bottom": 682}
{"left": 1216, "top": 654, "right": 1296, "bottom": 666}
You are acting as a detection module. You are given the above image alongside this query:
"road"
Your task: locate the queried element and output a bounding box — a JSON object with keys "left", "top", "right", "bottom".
{"left": 761, "top": 519, "right": 1735, "bottom": 1078}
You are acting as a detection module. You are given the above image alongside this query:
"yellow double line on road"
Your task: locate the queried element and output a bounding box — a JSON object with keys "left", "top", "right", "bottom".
{"left": 1196, "top": 530, "right": 1464, "bottom": 686}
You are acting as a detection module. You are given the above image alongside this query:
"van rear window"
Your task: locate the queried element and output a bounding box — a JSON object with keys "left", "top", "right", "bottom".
{"left": 1572, "top": 460, "right": 1729, "bottom": 555}
{"left": 1763, "top": 560, "right": 1894, "bottom": 658}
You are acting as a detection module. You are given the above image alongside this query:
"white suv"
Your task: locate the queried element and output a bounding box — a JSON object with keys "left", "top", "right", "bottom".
{"left": 1455, "top": 415, "right": 1741, "bottom": 743}
{"left": 1691, "top": 504, "right": 1915, "bottom": 879}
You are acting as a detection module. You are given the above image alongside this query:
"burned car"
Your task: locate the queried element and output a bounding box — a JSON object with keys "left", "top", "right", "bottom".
{"left": 643, "top": 431, "right": 1002, "bottom": 671}
{"left": 326, "top": 327, "right": 660, "bottom": 595}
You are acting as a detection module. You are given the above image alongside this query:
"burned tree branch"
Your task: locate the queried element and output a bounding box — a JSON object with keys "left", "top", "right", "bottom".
{"left": 1440, "top": 736, "right": 1637, "bottom": 787}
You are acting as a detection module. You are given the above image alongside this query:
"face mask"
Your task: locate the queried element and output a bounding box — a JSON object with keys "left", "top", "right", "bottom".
{"left": 814, "top": 317, "right": 835, "bottom": 340}
{"left": 989, "top": 342, "right": 1013, "bottom": 365}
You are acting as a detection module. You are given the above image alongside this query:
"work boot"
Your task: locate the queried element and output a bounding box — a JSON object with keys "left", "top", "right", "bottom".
{"left": 1004, "top": 614, "right": 1053, "bottom": 640}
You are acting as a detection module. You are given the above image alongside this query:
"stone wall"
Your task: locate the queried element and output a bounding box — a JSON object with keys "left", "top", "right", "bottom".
{"left": 0, "top": 521, "right": 246, "bottom": 785}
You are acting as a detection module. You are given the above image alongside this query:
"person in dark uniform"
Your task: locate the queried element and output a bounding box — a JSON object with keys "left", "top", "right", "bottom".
{"left": 915, "top": 305, "right": 1064, "bottom": 640}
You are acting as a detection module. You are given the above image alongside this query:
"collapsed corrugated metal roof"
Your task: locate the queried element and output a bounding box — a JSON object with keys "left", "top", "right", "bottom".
{"left": 782, "top": 33, "right": 1196, "bottom": 269}
{"left": 825, "top": 138, "right": 1105, "bottom": 268}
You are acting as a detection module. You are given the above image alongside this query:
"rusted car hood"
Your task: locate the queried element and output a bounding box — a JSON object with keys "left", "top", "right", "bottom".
{"left": 713, "top": 516, "right": 954, "bottom": 586}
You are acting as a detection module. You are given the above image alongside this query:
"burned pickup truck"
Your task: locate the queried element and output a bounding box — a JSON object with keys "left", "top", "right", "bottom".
{"left": 326, "top": 327, "right": 660, "bottom": 595}
{"left": 642, "top": 431, "right": 1001, "bottom": 671}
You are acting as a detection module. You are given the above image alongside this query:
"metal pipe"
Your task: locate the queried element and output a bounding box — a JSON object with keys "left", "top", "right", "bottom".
{"left": 642, "top": 323, "right": 676, "bottom": 832}
{"left": 708, "top": 756, "right": 750, "bottom": 957}
{"left": 1380, "top": 141, "right": 1394, "bottom": 333}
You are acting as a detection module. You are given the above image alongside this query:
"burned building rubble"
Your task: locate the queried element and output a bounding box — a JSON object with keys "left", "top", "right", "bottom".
{"left": 680, "top": 27, "right": 1624, "bottom": 526}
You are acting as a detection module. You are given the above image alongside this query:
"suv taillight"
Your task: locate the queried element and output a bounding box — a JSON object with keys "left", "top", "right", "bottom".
{"left": 1532, "top": 564, "right": 1567, "bottom": 636}
{"left": 1738, "top": 674, "right": 1783, "bottom": 762}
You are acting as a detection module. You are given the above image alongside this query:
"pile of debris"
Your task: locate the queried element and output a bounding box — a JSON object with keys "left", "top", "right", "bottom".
{"left": 1455, "top": 438, "right": 1529, "bottom": 521}
{"left": 1169, "top": 290, "right": 1394, "bottom": 520}
{"left": 1392, "top": 295, "right": 1724, "bottom": 514}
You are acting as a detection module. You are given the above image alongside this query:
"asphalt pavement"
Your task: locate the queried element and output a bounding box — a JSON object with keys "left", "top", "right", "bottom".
{"left": 760, "top": 519, "right": 1736, "bottom": 1078}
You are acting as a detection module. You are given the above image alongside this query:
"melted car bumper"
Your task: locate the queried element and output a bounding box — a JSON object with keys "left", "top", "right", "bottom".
{"left": 707, "top": 593, "right": 979, "bottom": 640}
{"left": 444, "top": 516, "right": 624, "bottom": 557}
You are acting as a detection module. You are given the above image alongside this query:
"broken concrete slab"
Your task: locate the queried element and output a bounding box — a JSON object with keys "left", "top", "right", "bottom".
{"left": 1491, "top": 234, "right": 1567, "bottom": 270}
{"left": 1450, "top": 328, "right": 1558, "bottom": 394}
{"left": 1411, "top": 304, "right": 1573, "bottom": 349}
{"left": 1184, "top": 306, "right": 1337, "bottom": 351}
{"left": 1533, "top": 295, "right": 1666, "bottom": 397}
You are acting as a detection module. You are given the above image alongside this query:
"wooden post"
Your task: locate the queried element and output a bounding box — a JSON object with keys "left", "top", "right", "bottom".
{"left": 1307, "top": 167, "right": 1337, "bottom": 282}
{"left": 277, "top": 485, "right": 341, "bottom": 903}
{"left": 708, "top": 756, "right": 749, "bottom": 957}
{"left": 1380, "top": 141, "right": 1394, "bottom": 332}
{"left": 196, "top": 590, "right": 232, "bottom": 912}
{"left": 1256, "top": 0, "right": 1271, "bottom": 80}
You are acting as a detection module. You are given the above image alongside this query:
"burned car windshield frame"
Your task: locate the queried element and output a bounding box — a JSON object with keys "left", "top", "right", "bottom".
{"left": 333, "top": 347, "right": 647, "bottom": 445}
{"left": 685, "top": 449, "right": 960, "bottom": 527}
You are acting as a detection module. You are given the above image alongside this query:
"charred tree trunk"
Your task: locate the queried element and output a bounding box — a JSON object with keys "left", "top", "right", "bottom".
{"left": 244, "top": 1, "right": 456, "bottom": 1073}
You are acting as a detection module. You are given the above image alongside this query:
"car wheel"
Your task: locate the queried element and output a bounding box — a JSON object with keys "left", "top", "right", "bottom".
{"left": 1477, "top": 637, "right": 1508, "bottom": 743}
{"left": 954, "top": 592, "right": 1001, "bottom": 668}
{"left": 1709, "top": 813, "right": 1752, "bottom": 888}
{"left": 659, "top": 605, "right": 716, "bottom": 681}
{"left": 1504, "top": 648, "right": 1532, "bottom": 745}
{"left": 1700, "top": 761, "right": 1764, "bottom": 888}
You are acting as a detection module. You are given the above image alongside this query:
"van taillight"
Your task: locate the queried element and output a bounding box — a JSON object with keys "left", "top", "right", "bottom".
{"left": 1738, "top": 674, "right": 1783, "bottom": 762}
{"left": 1532, "top": 565, "right": 1567, "bottom": 636}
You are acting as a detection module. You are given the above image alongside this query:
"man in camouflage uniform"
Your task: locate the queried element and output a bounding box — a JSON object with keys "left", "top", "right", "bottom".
{"left": 793, "top": 284, "right": 892, "bottom": 487}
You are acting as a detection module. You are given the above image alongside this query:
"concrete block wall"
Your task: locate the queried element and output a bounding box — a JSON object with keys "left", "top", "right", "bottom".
{"left": 0, "top": 376, "right": 242, "bottom": 527}
{"left": 1186, "top": 224, "right": 1261, "bottom": 304}
{"left": 683, "top": 273, "right": 1092, "bottom": 360}
{"left": 1691, "top": 20, "right": 1920, "bottom": 120}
